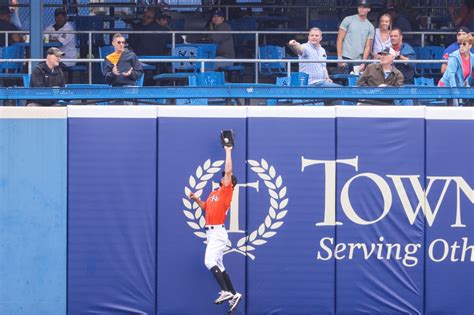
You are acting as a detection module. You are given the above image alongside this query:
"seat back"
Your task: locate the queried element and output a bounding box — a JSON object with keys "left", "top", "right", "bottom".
{"left": 22, "top": 74, "right": 30, "bottom": 87}
{"left": 194, "top": 71, "right": 225, "bottom": 86}
{"left": 173, "top": 44, "right": 217, "bottom": 72}
{"left": 417, "top": 46, "right": 444, "bottom": 75}
{"left": 0, "top": 44, "right": 24, "bottom": 72}
{"left": 276, "top": 72, "right": 309, "bottom": 86}
{"left": 347, "top": 75, "right": 360, "bottom": 86}
{"left": 136, "top": 74, "right": 144, "bottom": 87}
{"left": 98, "top": 45, "right": 115, "bottom": 75}
{"left": 258, "top": 45, "right": 287, "bottom": 75}
{"left": 414, "top": 77, "right": 435, "bottom": 86}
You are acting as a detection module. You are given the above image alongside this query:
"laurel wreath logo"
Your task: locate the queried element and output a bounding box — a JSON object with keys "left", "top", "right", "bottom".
{"left": 182, "top": 158, "right": 288, "bottom": 260}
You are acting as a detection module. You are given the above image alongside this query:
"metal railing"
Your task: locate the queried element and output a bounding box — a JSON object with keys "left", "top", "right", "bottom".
{"left": 0, "top": 57, "right": 448, "bottom": 85}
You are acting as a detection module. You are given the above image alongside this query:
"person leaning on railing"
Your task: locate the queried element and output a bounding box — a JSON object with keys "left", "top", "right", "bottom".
{"left": 356, "top": 47, "right": 404, "bottom": 105}
{"left": 438, "top": 33, "right": 474, "bottom": 106}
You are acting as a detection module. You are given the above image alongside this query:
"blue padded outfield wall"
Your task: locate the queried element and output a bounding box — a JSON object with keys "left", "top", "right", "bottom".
{"left": 0, "top": 106, "right": 472, "bottom": 315}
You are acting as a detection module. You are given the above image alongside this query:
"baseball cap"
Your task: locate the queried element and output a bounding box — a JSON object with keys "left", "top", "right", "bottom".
{"left": 212, "top": 10, "right": 224, "bottom": 18}
{"left": 378, "top": 47, "right": 396, "bottom": 56}
{"left": 457, "top": 26, "right": 470, "bottom": 34}
{"left": 54, "top": 8, "right": 67, "bottom": 16}
{"left": 357, "top": 0, "right": 370, "bottom": 7}
{"left": 47, "top": 47, "right": 65, "bottom": 57}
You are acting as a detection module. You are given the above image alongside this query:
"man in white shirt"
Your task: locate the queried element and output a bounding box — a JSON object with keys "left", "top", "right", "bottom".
{"left": 288, "top": 28, "right": 340, "bottom": 87}
{"left": 45, "top": 8, "right": 78, "bottom": 68}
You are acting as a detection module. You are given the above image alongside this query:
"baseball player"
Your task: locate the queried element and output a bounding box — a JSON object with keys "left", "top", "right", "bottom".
{"left": 189, "top": 145, "right": 242, "bottom": 313}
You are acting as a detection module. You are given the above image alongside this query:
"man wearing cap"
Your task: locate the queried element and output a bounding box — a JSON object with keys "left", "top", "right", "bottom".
{"left": 337, "top": 0, "right": 375, "bottom": 73}
{"left": 189, "top": 144, "right": 242, "bottom": 314}
{"left": 104, "top": 33, "right": 144, "bottom": 86}
{"left": 29, "top": 47, "right": 66, "bottom": 106}
{"left": 209, "top": 10, "right": 235, "bottom": 69}
{"left": 356, "top": 47, "right": 404, "bottom": 104}
{"left": 441, "top": 26, "right": 474, "bottom": 74}
{"left": 45, "top": 8, "right": 78, "bottom": 68}
{"left": 389, "top": 28, "right": 416, "bottom": 84}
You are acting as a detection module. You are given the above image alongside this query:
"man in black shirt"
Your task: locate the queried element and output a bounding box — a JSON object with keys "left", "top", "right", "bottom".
{"left": 128, "top": 8, "right": 167, "bottom": 56}
{"left": 29, "top": 47, "right": 66, "bottom": 106}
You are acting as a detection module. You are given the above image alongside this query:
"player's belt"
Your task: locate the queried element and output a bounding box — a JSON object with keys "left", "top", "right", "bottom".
{"left": 205, "top": 224, "right": 225, "bottom": 230}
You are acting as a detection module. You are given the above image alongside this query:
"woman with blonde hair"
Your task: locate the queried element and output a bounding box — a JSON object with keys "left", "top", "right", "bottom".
{"left": 372, "top": 14, "right": 392, "bottom": 57}
{"left": 438, "top": 33, "right": 474, "bottom": 105}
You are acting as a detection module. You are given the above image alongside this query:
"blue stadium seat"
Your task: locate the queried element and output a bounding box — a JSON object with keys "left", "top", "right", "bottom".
{"left": 258, "top": 45, "right": 287, "bottom": 77}
{"left": 415, "top": 46, "right": 444, "bottom": 77}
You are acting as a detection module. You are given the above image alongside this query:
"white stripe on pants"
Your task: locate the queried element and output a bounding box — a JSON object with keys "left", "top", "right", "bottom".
{"left": 205, "top": 226, "right": 228, "bottom": 271}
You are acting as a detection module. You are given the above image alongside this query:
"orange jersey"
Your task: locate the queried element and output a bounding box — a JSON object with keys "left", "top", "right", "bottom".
{"left": 106, "top": 51, "right": 122, "bottom": 65}
{"left": 203, "top": 182, "right": 233, "bottom": 225}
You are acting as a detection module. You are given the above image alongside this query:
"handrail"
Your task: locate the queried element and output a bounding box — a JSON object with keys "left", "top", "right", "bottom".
{"left": 0, "top": 57, "right": 448, "bottom": 85}
{"left": 2, "top": 86, "right": 472, "bottom": 102}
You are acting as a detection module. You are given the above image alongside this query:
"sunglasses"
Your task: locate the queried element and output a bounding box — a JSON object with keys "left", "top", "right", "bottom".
{"left": 461, "top": 42, "right": 471, "bottom": 46}
{"left": 115, "top": 41, "right": 126, "bottom": 44}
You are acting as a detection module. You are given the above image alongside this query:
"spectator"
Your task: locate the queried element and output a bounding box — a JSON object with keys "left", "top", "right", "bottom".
{"left": 442, "top": 33, "right": 474, "bottom": 88}
{"left": 389, "top": 28, "right": 416, "bottom": 84}
{"left": 104, "top": 33, "right": 144, "bottom": 86}
{"left": 288, "top": 28, "right": 340, "bottom": 87}
{"left": 441, "top": 26, "right": 474, "bottom": 74}
{"left": 449, "top": 0, "right": 474, "bottom": 28}
{"left": 29, "top": 47, "right": 66, "bottom": 106}
{"left": 0, "top": 5, "right": 21, "bottom": 47}
{"left": 337, "top": 0, "right": 375, "bottom": 73}
{"left": 128, "top": 8, "right": 168, "bottom": 56}
{"left": 157, "top": 12, "right": 170, "bottom": 29}
{"left": 357, "top": 47, "right": 404, "bottom": 104}
{"left": 0, "top": 0, "right": 21, "bottom": 28}
{"left": 209, "top": 10, "right": 235, "bottom": 69}
{"left": 373, "top": 14, "right": 392, "bottom": 57}
{"left": 45, "top": 8, "right": 78, "bottom": 68}
{"left": 157, "top": 13, "right": 183, "bottom": 48}
{"left": 438, "top": 33, "right": 473, "bottom": 105}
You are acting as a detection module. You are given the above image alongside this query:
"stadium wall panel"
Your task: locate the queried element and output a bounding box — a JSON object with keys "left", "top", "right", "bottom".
{"left": 0, "top": 106, "right": 472, "bottom": 315}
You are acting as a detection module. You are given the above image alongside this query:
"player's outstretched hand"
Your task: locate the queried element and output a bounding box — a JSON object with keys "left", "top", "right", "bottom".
{"left": 189, "top": 192, "right": 198, "bottom": 201}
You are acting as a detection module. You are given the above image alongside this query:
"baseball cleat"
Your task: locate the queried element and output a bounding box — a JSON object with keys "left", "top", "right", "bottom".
{"left": 214, "top": 291, "right": 234, "bottom": 304}
{"left": 228, "top": 292, "right": 242, "bottom": 313}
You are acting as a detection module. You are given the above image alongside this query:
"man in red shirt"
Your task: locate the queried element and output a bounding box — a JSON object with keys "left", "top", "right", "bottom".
{"left": 189, "top": 145, "right": 242, "bottom": 313}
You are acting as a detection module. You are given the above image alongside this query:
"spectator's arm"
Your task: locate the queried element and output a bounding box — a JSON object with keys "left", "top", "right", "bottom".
{"left": 356, "top": 69, "right": 369, "bottom": 86}
{"left": 57, "top": 29, "right": 76, "bottom": 47}
{"left": 103, "top": 59, "right": 116, "bottom": 84}
{"left": 394, "top": 72, "right": 404, "bottom": 86}
{"left": 30, "top": 67, "right": 45, "bottom": 87}
{"left": 444, "top": 56, "right": 458, "bottom": 87}
{"left": 288, "top": 39, "right": 304, "bottom": 56}
{"left": 336, "top": 28, "right": 346, "bottom": 60}
{"left": 129, "top": 54, "right": 144, "bottom": 81}
{"left": 362, "top": 38, "right": 373, "bottom": 61}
